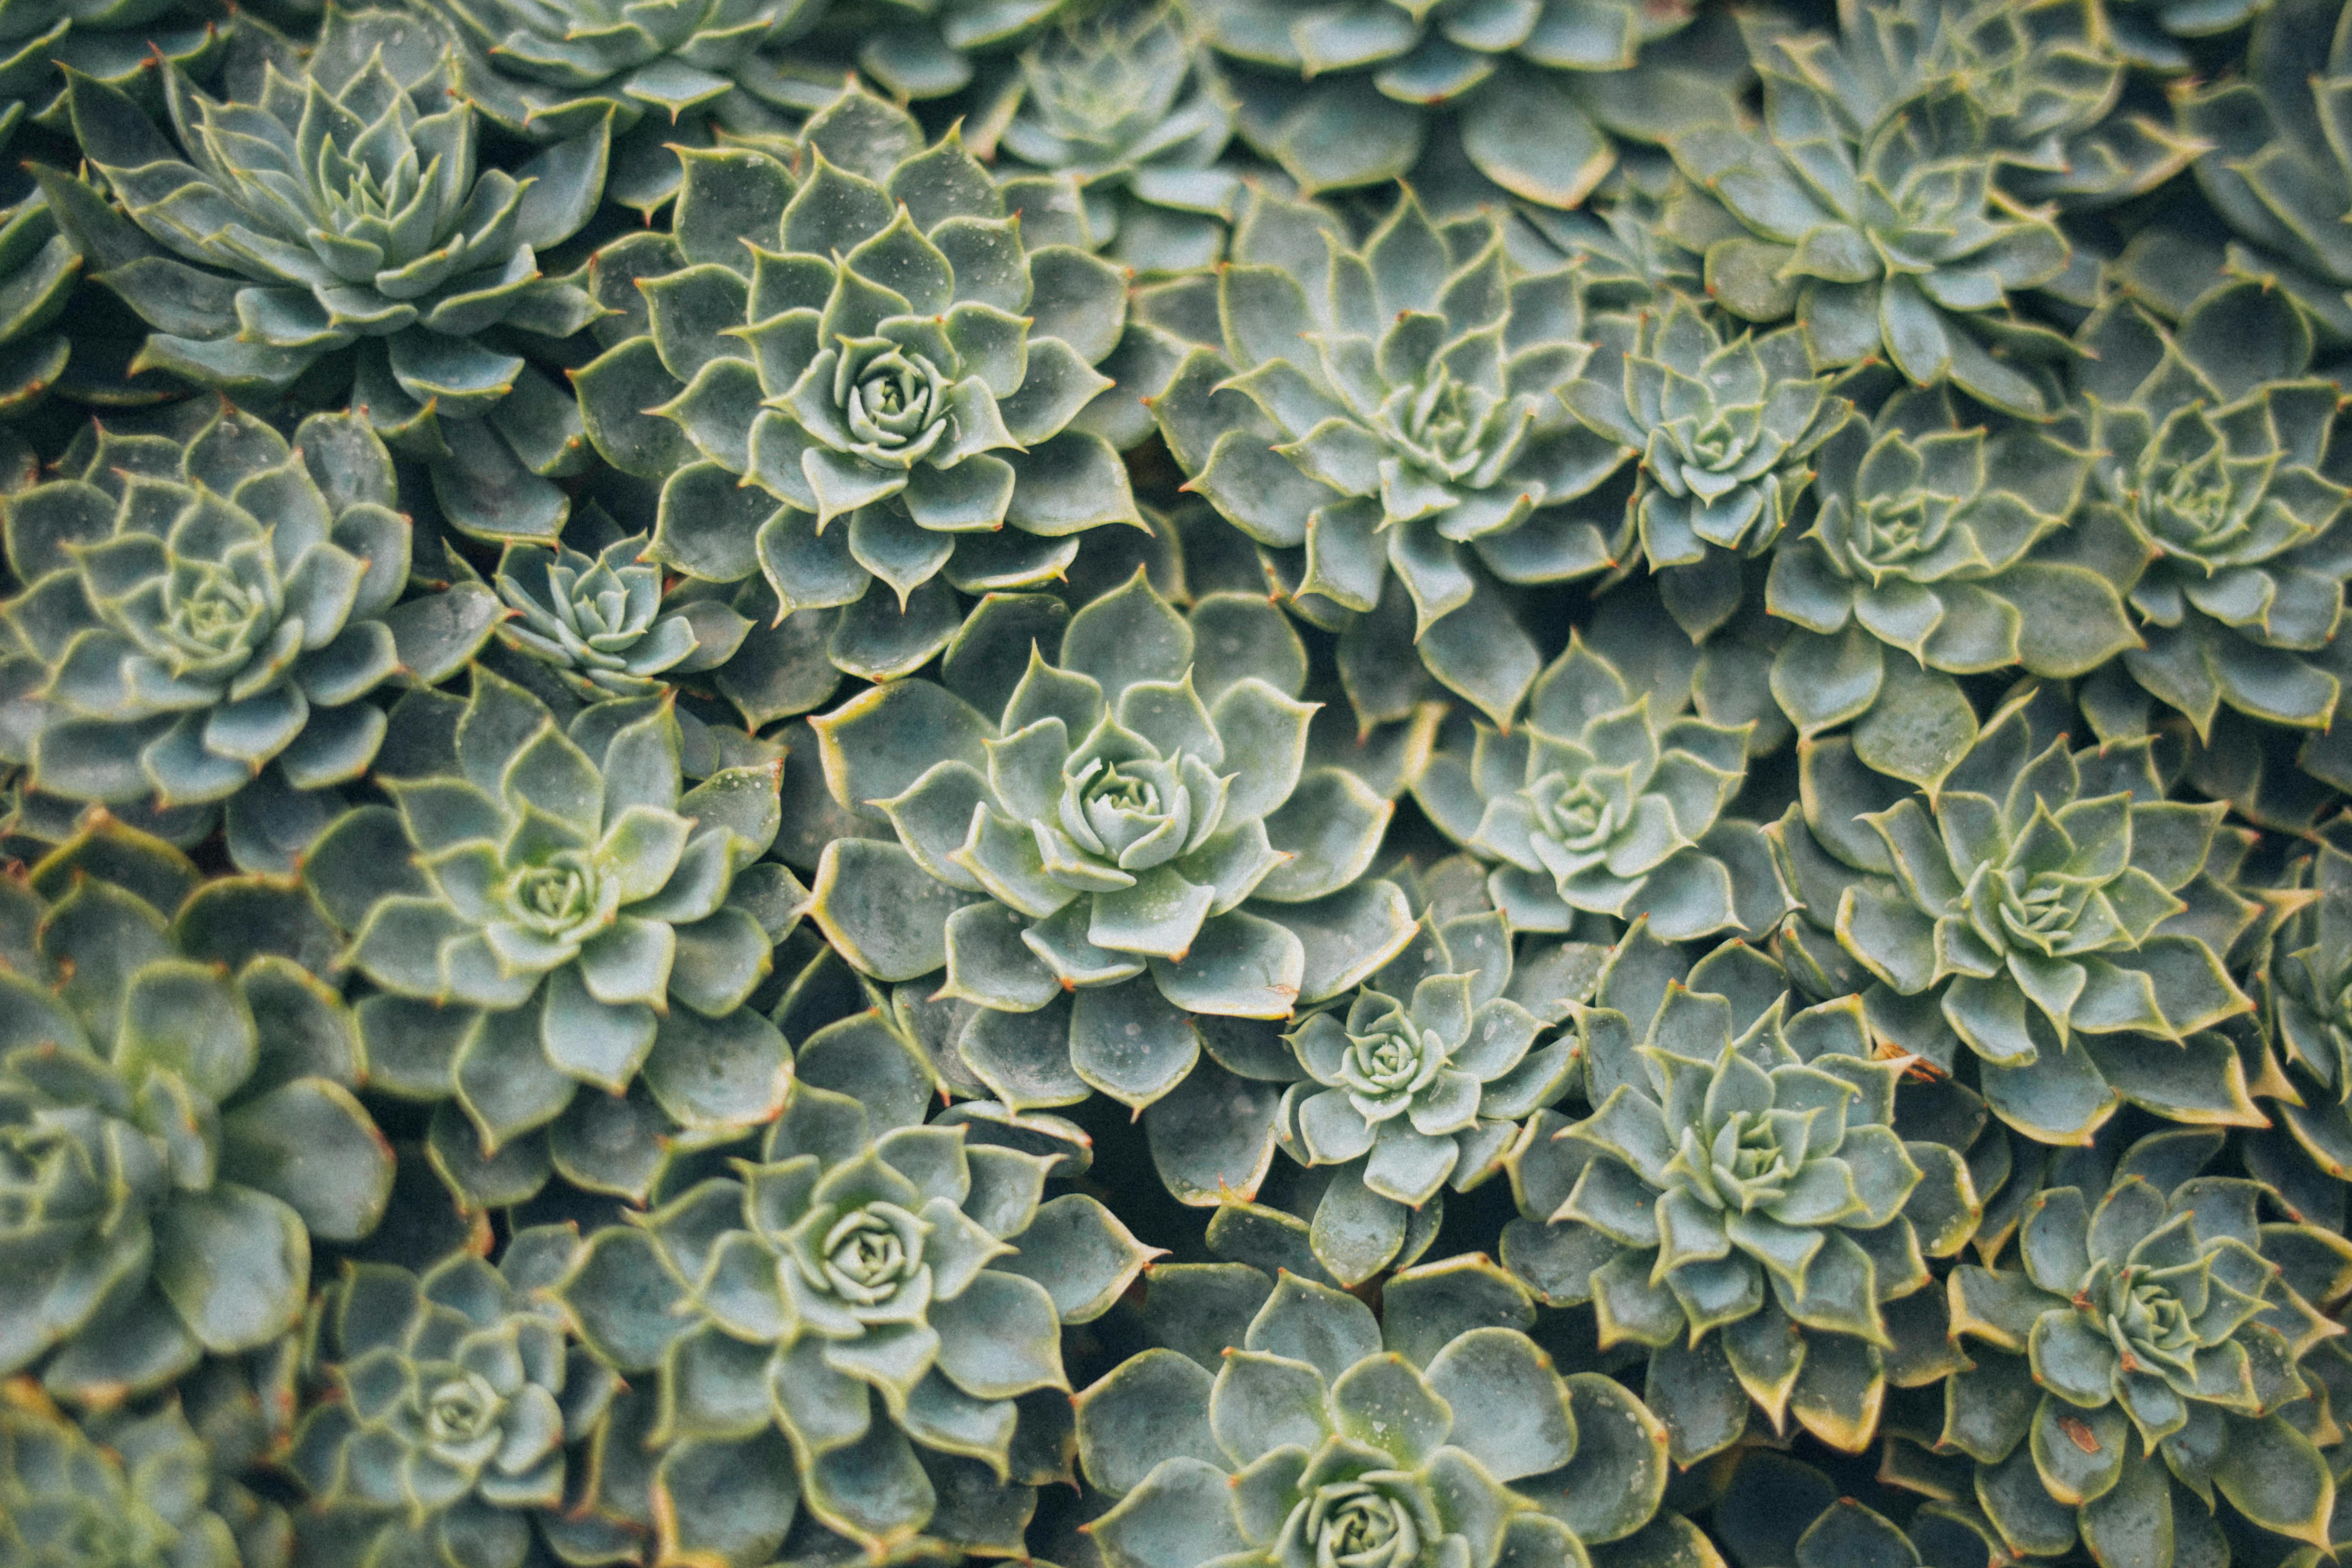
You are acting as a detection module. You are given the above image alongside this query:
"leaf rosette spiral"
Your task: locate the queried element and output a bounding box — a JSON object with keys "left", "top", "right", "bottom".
{"left": 492, "top": 530, "right": 750, "bottom": 702}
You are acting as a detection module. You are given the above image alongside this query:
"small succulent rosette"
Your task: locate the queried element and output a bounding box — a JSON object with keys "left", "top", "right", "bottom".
{"left": 289, "top": 1229, "right": 623, "bottom": 1568}
{"left": 553, "top": 1026, "right": 1157, "bottom": 1559}
{"left": 1151, "top": 187, "right": 1639, "bottom": 730}
{"left": 2250, "top": 814, "right": 2352, "bottom": 1179}
{"left": 1502, "top": 920, "right": 1981, "bottom": 1464}
{"left": 38, "top": 9, "right": 609, "bottom": 539}
{"left": 1075, "top": 1256, "right": 1671, "bottom": 1568}
{"left": 1, "top": 1377, "right": 289, "bottom": 1568}
{"left": 0, "top": 401, "right": 499, "bottom": 869}
{"left": 804, "top": 570, "right": 1414, "bottom": 1117}
{"left": 304, "top": 668, "right": 805, "bottom": 1210}
{"left": 491, "top": 525, "right": 751, "bottom": 702}
{"left": 1414, "top": 633, "right": 1785, "bottom": 942}
{"left": 415, "top": 0, "right": 827, "bottom": 217}
{"left": 1773, "top": 684, "right": 2265, "bottom": 1145}
{"left": 1178, "top": 0, "right": 1722, "bottom": 209}
{"left": 572, "top": 82, "right": 1140, "bottom": 688}
{"left": 2058, "top": 281, "right": 2352, "bottom": 746}
{"left": 0, "top": 817, "right": 392, "bottom": 1408}
{"left": 987, "top": 8, "right": 1243, "bottom": 276}
{"left": 2178, "top": 0, "right": 2352, "bottom": 345}
{"left": 1880, "top": 1128, "right": 2352, "bottom": 1568}
{"left": 1563, "top": 295, "right": 1847, "bottom": 640}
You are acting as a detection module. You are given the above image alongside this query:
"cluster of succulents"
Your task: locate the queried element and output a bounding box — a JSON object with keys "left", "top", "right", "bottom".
{"left": 2, "top": 1, "right": 2352, "bottom": 1567}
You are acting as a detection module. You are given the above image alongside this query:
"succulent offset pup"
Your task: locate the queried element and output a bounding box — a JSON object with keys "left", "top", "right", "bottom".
{"left": 556, "top": 1023, "right": 1156, "bottom": 1558}
{"left": 1076, "top": 1257, "right": 1670, "bottom": 1568}
{"left": 492, "top": 530, "right": 751, "bottom": 700}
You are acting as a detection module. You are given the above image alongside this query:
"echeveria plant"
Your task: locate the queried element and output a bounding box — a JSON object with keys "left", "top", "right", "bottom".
{"left": 0, "top": 817, "right": 392, "bottom": 1407}
{"left": 40, "top": 8, "right": 610, "bottom": 539}
{"left": 1152, "top": 188, "right": 1635, "bottom": 727}
{"left": 554, "top": 1027, "right": 1155, "bottom": 1557}
{"left": 492, "top": 530, "right": 751, "bottom": 700}
{"left": 0, "top": 402, "right": 497, "bottom": 868}
{"left": 572, "top": 83, "right": 1138, "bottom": 684}
{"left": 1076, "top": 1258, "right": 1672, "bottom": 1568}
{"left": 805, "top": 572, "right": 1411, "bottom": 1114}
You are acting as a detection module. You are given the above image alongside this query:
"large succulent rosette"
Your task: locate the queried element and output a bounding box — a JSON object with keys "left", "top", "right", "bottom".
{"left": 1781, "top": 686, "right": 2263, "bottom": 1146}
{"left": 1414, "top": 634, "right": 1784, "bottom": 942}
{"left": 1893, "top": 1129, "right": 2349, "bottom": 1567}
{"left": 554, "top": 1028, "right": 1156, "bottom": 1557}
{"left": 1763, "top": 387, "right": 2136, "bottom": 791}
{"left": 990, "top": 9, "right": 1243, "bottom": 275}
{"left": 290, "top": 1230, "right": 621, "bottom": 1568}
{"left": 0, "top": 817, "right": 392, "bottom": 1408}
{"left": 304, "top": 667, "right": 805, "bottom": 1209}
{"left": 415, "top": 0, "right": 827, "bottom": 216}
{"left": 1175, "top": 0, "right": 1728, "bottom": 209}
{"left": 1503, "top": 920, "right": 1982, "bottom": 1464}
{"left": 1076, "top": 1258, "right": 1672, "bottom": 1568}
{"left": 572, "top": 83, "right": 1138, "bottom": 689}
{"left": 0, "top": 403, "right": 499, "bottom": 868}
{"left": 1663, "top": 15, "right": 2073, "bottom": 419}
{"left": 2058, "top": 281, "right": 2352, "bottom": 744}
{"left": 1563, "top": 296, "right": 1847, "bottom": 639}
{"left": 804, "top": 572, "right": 1414, "bottom": 1118}
{"left": 39, "top": 8, "right": 609, "bottom": 539}
{"left": 1152, "top": 189, "right": 1636, "bottom": 728}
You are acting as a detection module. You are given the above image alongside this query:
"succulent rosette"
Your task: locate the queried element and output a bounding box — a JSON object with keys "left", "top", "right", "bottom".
{"left": 492, "top": 529, "right": 751, "bottom": 701}
{"left": 572, "top": 83, "right": 1139, "bottom": 686}
{"left": 1412, "top": 633, "right": 1784, "bottom": 942}
{"left": 415, "top": 0, "right": 828, "bottom": 216}
{"left": 1783, "top": 686, "right": 2263, "bottom": 1146}
{"left": 1907, "top": 1128, "right": 2349, "bottom": 1566}
{"left": 290, "top": 1229, "right": 620, "bottom": 1568}
{"left": 0, "top": 817, "right": 393, "bottom": 1408}
{"left": 1563, "top": 295, "right": 1847, "bottom": 639}
{"left": 303, "top": 667, "right": 805, "bottom": 1209}
{"left": 806, "top": 573, "right": 1413, "bottom": 1117}
{"left": 1076, "top": 1257, "right": 1672, "bottom": 1568}
{"left": 1, "top": 1381, "right": 289, "bottom": 1568}
{"left": 0, "top": 0, "right": 226, "bottom": 154}
{"left": 38, "top": 8, "right": 609, "bottom": 541}
{"left": 1176, "top": 0, "right": 1727, "bottom": 209}
{"left": 0, "top": 402, "right": 499, "bottom": 870}
{"left": 553, "top": 1028, "right": 1156, "bottom": 1557}
{"left": 2058, "top": 281, "right": 2352, "bottom": 744}
{"left": 1663, "top": 15, "right": 2073, "bottom": 419}
{"left": 1762, "top": 386, "right": 2138, "bottom": 789}
{"left": 1151, "top": 188, "right": 1636, "bottom": 728}
{"left": 990, "top": 8, "right": 1243, "bottom": 276}
{"left": 1502, "top": 920, "right": 1981, "bottom": 1464}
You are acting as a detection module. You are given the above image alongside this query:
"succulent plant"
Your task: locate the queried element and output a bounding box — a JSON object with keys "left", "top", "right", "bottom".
{"left": 0, "top": 189, "right": 84, "bottom": 416}
{"left": 2059, "top": 281, "right": 2352, "bottom": 745}
{"left": 1762, "top": 387, "right": 2137, "bottom": 788}
{"left": 0, "top": 401, "right": 499, "bottom": 869}
{"left": 1175, "top": 0, "right": 1726, "bottom": 208}
{"left": 415, "top": 0, "right": 826, "bottom": 216}
{"left": 553, "top": 1025, "right": 1156, "bottom": 1558}
{"left": 988, "top": 8, "right": 1242, "bottom": 276}
{"left": 1076, "top": 1257, "right": 1672, "bottom": 1568}
{"left": 1784, "top": 686, "right": 2262, "bottom": 1146}
{"left": 0, "top": 0, "right": 227, "bottom": 154}
{"left": 805, "top": 572, "right": 1414, "bottom": 1117}
{"left": 1502, "top": 920, "right": 1982, "bottom": 1465}
{"left": 0, "top": 1378, "right": 289, "bottom": 1568}
{"left": 1911, "top": 1128, "right": 2348, "bottom": 1565}
{"left": 302, "top": 666, "right": 804, "bottom": 1207}
{"left": 290, "top": 1229, "right": 619, "bottom": 1568}
{"left": 1412, "top": 634, "right": 1784, "bottom": 942}
{"left": 1563, "top": 296, "right": 1847, "bottom": 639}
{"left": 2253, "top": 816, "right": 2352, "bottom": 1189}
{"left": 1712, "top": 1449, "right": 2011, "bottom": 1568}
{"left": 492, "top": 531, "right": 751, "bottom": 700}
{"left": 1663, "top": 14, "right": 2074, "bottom": 419}
{"left": 572, "top": 83, "right": 1139, "bottom": 685}
{"left": 1152, "top": 188, "right": 1636, "bottom": 727}
{"left": 38, "top": 7, "right": 610, "bottom": 542}
{"left": 0, "top": 816, "right": 393, "bottom": 1408}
